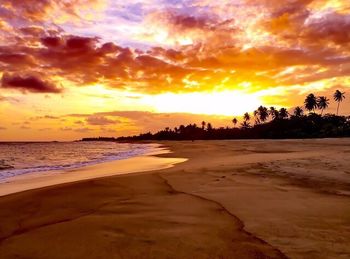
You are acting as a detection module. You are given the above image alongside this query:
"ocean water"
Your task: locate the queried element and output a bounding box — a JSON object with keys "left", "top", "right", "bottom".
{"left": 0, "top": 142, "right": 160, "bottom": 182}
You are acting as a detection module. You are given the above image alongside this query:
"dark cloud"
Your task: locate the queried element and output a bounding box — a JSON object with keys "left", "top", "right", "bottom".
{"left": 0, "top": 53, "right": 36, "bottom": 67}
{"left": 41, "top": 37, "right": 63, "bottom": 48}
{"left": 66, "top": 36, "right": 98, "bottom": 50}
{"left": 303, "top": 12, "right": 350, "bottom": 46}
{"left": 1, "top": 73, "right": 62, "bottom": 93}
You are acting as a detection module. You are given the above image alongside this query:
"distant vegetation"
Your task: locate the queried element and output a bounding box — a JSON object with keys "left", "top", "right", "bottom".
{"left": 83, "top": 90, "right": 349, "bottom": 141}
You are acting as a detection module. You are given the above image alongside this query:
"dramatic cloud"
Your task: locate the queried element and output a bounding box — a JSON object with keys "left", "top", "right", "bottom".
{"left": 1, "top": 0, "right": 350, "bottom": 140}
{"left": 1, "top": 74, "right": 62, "bottom": 93}
{"left": 303, "top": 12, "right": 350, "bottom": 46}
{"left": 1, "top": 0, "right": 349, "bottom": 95}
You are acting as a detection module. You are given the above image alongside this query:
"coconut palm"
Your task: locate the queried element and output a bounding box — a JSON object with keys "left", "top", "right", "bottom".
{"left": 207, "top": 123, "right": 213, "bottom": 131}
{"left": 333, "top": 90, "right": 345, "bottom": 115}
{"left": 269, "top": 106, "right": 279, "bottom": 120}
{"left": 253, "top": 109, "right": 260, "bottom": 125}
{"left": 240, "top": 121, "right": 251, "bottom": 129}
{"left": 293, "top": 106, "right": 304, "bottom": 117}
{"left": 257, "top": 105, "right": 269, "bottom": 123}
{"left": 279, "top": 108, "right": 289, "bottom": 119}
{"left": 304, "top": 93, "right": 317, "bottom": 113}
{"left": 317, "top": 96, "right": 330, "bottom": 115}
{"left": 232, "top": 118, "right": 238, "bottom": 128}
{"left": 243, "top": 112, "right": 251, "bottom": 122}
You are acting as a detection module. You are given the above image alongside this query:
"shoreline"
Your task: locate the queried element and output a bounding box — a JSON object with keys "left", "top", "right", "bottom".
{"left": 0, "top": 139, "right": 349, "bottom": 258}
{"left": 0, "top": 145, "right": 186, "bottom": 197}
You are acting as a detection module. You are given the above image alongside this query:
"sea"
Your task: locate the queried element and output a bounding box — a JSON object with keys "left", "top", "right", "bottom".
{"left": 0, "top": 141, "right": 160, "bottom": 182}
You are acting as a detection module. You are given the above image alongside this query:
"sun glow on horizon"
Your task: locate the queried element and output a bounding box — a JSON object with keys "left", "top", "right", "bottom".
{"left": 142, "top": 91, "right": 262, "bottom": 116}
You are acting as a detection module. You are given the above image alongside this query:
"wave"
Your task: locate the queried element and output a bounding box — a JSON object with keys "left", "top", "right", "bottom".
{"left": 0, "top": 142, "right": 160, "bottom": 182}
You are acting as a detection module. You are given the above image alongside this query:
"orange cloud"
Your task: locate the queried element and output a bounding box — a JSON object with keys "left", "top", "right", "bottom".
{"left": 0, "top": 0, "right": 349, "bottom": 97}
{"left": 0, "top": 0, "right": 107, "bottom": 23}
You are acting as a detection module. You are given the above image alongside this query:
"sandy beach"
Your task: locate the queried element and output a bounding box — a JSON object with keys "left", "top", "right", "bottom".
{"left": 0, "top": 139, "right": 349, "bottom": 258}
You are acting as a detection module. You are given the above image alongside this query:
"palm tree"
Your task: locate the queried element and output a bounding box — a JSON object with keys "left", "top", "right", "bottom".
{"left": 333, "top": 90, "right": 345, "bottom": 115}
{"left": 257, "top": 106, "right": 269, "bottom": 123}
{"left": 293, "top": 106, "right": 304, "bottom": 117}
{"left": 279, "top": 108, "right": 289, "bottom": 119}
{"left": 269, "top": 106, "right": 279, "bottom": 120}
{"left": 207, "top": 123, "right": 213, "bottom": 131}
{"left": 232, "top": 118, "right": 238, "bottom": 128}
{"left": 240, "top": 121, "right": 251, "bottom": 129}
{"left": 201, "top": 121, "right": 206, "bottom": 130}
{"left": 317, "top": 96, "right": 330, "bottom": 115}
{"left": 253, "top": 109, "right": 260, "bottom": 125}
{"left": 304, "top": 93, "right": 317, "bottom": 113}
{"left": 243, "top": 112, "right": 251, "bottom": 122}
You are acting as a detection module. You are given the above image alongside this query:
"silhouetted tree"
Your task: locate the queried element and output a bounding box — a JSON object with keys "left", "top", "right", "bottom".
{"left": 269, "top": 106, "right": 279, "bottom": 120}
{"left": 293, "top": 106, "right": 304, "bottom": 117}
{"left": 240, "top": 121, "right": 251, "bottom": 129}
{"left": 253, "top": 109, "right": 260, "bottom": 125}
{"left": 334, "top": 90, "right": 346, "bottom": 115}
{"left": 232, "top": 118, "right": 238, "bottom": 128}
{"left": 279, "top": 108, "right": 289, "bottom": 119}
{"left": 304, "top": 93, "right": 317, "bottom": 113}
{"left": 201, "top": 121, "right": 206, "bottom": 130}
{"left": 243, "top": 112, "right": 251, "bottom": 122}
{"left": 257, "top": 106, "right": 269, "bottom": 123}
{"left": 317, "top": 96, "right": 330, "bottom": 115}
{"left": 207, "top": 123, "right": 213, "bottom": 131}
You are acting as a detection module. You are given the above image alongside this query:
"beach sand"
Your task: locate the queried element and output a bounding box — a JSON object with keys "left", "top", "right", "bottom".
{"left": 0, "top": 139, "right": 349, "bottom": 258}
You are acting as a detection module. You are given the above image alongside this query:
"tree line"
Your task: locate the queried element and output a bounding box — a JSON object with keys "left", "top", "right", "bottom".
{"left": 84, "top": 90, "right": 348, "bottom": 141}
{"left": 232, "top": 90, "right": 346, "bottom": 129}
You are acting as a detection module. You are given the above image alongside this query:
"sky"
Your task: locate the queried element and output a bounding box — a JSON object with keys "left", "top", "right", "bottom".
{"left": 0, "top": 0, "right": 349, "bottom": 141}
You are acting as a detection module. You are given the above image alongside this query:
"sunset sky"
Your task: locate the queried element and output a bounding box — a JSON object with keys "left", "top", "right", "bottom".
{"left": 0, "top": 0, "right": 349, "bottom": 141}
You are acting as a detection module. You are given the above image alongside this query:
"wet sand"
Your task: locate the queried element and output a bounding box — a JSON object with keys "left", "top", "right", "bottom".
{"left": 0, "top": 152, "right": 186, "bottom": 196}
{"left": 0, "top": 139, "right": 349, "bottom": 258}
